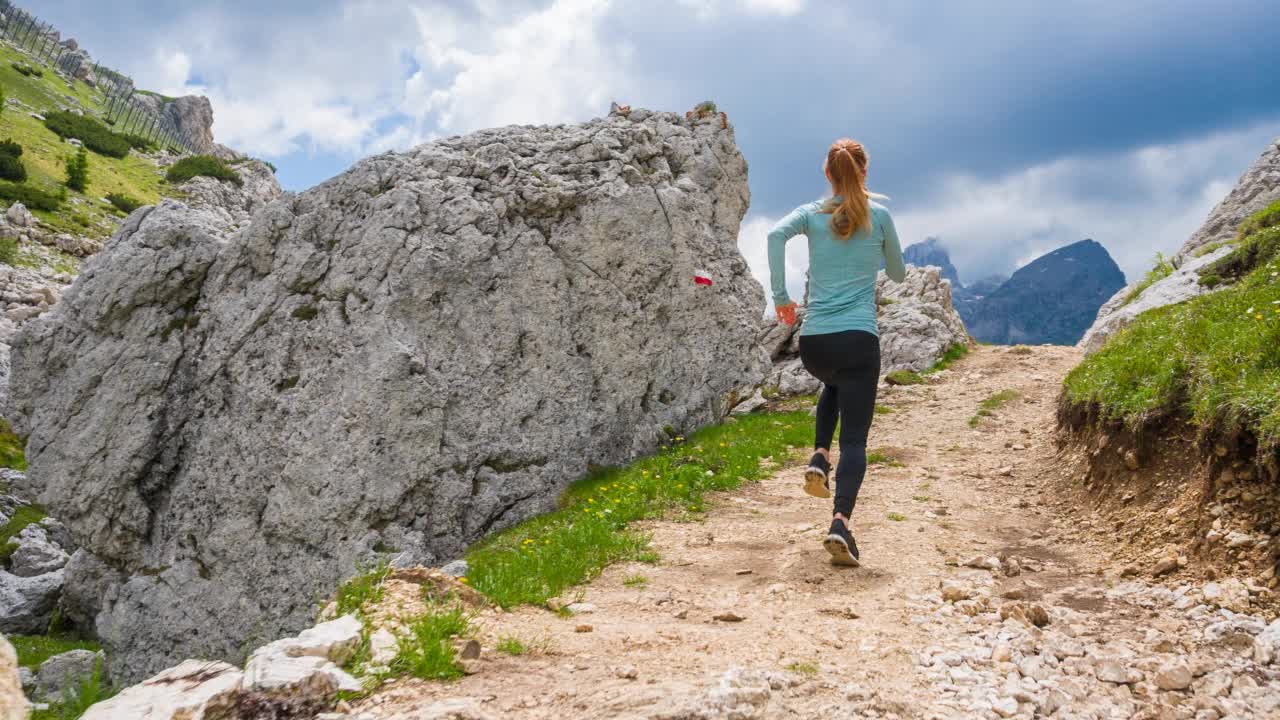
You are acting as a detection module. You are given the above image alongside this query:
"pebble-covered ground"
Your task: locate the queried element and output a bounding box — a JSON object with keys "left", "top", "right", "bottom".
{"left": 348, "top": 345, "right": 1279, "bottom": 720}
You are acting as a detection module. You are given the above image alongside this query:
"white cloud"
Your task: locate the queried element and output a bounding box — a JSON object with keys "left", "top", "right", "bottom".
{"left": 397, "top": 0, "right": 631, "bottom": 138}
{"left": 891, "top": 120, "right": 1279, "bottom": 283}
{"left": 678, "top": 0, "right": 807, "bottom": 20}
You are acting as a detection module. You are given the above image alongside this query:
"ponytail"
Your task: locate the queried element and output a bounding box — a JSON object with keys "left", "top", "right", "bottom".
{"left": 823, "top": 139, "right": 872, "bottom": 240}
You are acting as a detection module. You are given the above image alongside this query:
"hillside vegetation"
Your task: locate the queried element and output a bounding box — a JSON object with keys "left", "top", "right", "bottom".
{"left": 0, "top": 42, "right": 168, "bottom": 240}
{"left": 1063, "top": 199, "right": 1280, "bottom": 450}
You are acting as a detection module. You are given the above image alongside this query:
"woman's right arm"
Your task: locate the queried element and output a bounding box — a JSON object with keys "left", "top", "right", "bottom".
{"left": 767, "top": 206, "right": 808, "bottom": 307}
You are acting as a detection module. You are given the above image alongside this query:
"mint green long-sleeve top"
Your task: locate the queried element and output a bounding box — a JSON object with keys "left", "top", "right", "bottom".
{"left": 767, "top": 198, "right": 906, "bottom": 337}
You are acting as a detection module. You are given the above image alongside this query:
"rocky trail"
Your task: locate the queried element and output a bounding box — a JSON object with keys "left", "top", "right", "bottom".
{"left": 347, "top": 345, "right": 1280, "bottom": 720}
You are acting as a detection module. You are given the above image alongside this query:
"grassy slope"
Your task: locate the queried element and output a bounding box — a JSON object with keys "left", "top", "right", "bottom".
{"left": 1063, "top": 199, "right": 1280, "bottom": 448}
{"left": 0, "top": 44, "right": 168, "bottom": 239}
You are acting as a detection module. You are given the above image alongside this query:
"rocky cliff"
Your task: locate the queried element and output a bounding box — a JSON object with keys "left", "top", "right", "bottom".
{"left": 957, "top": 239, "right": 1125, "bottom": 345}
{"left": 1173, "top": 137, "right": 1280, "bottom": 262}
{"left": 134, "top": 94, "right": 217, "bottom": 154}
{"left": 902, "top": 237, "right": 961, "bottom": 288}
{"left": 9, "top": 108, "right": 767, "bottom": 682}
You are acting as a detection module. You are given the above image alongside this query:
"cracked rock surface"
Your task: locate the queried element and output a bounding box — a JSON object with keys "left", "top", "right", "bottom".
{"left": 9, "top": 109, "right": 767, "bottom": 683}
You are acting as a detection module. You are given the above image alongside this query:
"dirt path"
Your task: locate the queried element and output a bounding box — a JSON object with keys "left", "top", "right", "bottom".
{"left": 351, "top": 346, "right": 1280, "bottom": 720}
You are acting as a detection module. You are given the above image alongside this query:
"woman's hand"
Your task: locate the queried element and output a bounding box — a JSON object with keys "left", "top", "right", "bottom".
{"left": 777, "top": 302, "right": 798, "bottom": 326}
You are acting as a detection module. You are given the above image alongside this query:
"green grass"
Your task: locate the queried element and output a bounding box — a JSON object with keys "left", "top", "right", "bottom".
{"left": 874, "top": 404, "right": 894, "bottom": 415}
{"left": 886, "top": 512, "right": 907, "bottom": 522}
{"left": 0, "top": 504, "right": 46, "bottom": 553}
{"left": 390, "top": 604, "right": 472, "bottom": 681}
{"left": 785, "top": 661, "right": 819, "bottom": 676}
{"left": 969, "top": 390, "right": 1021, "bottom": 427}
{"left": 911, "top": 495, "right": 931, "bottom": 502}
{"left": 865, "top": 449, "right": 904, "bottom": 467}
{"left": 924, "top": 342, "right": 970, "bottom": 374}
{"left": 622, "top": 574, "right": 647, "bottom": 587}
{"left": 495, "top": 636, "right": 529, "bottom": 656}
{"left": 0, "top": 418, "right": 25, "bottom": 471}
{"left": 884, "top": 370, "right": 924, "bottom": 386}
{"left": 10, "top": 634, "right": 99, "bottom": 669}
{"left": 1121, "top": 252, "right": 1176, "bottom": 306}
{"left": 465, "top": 411, "right": 812, "bottom": 608}
{"left": 333, "top": 560, "right": 391, "bottom": 617}
{"left": 1064, "top": 200, "right": 1280, "bottom": 449}
{"left": 0, "top": 46, "right": 107, "bottom": 116}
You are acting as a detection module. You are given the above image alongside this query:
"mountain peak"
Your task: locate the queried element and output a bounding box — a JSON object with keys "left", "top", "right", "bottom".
{"left": 903, "top": 236, "right": 962, "bottom": 287}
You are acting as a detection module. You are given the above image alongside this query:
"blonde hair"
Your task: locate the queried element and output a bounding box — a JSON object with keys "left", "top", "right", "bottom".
{"left": 823, "top": 138, "right": 872, "bottom": 240}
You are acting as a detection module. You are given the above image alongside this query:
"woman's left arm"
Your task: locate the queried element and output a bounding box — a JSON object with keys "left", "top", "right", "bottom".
{"left": 881, "top": 209, "right": 907, "bottom": 282}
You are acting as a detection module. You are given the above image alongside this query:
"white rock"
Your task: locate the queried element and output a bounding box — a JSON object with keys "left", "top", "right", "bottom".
{"left": 242, "top": 615, "right": 365, "bottom": 698}
{"left": 368, "top": 627, "right": 398, "bottom": 665}
{"left": 0, "top": 569, "right": 64, "bottom": 634}
{"left": 731, "top": 388, "right": 767, "bottom": 415}
{"left": 440, "top": 559, "right": 468, "bottom": 577}
{"left": 288, "top": 614, "right": 364, "bottom": 665}
{"left": 990, "top": 697, "right": 1019, "bottom": 717}
{"left": 0, "top": 634, "right": 24, "bottom": 720}
{"left": 5, "top": 203, "right": 33, "bottom": 229}
{"left": 1153, "top": 662, "right": 1192, "bottom": 691}
{"left": 82, "top": 660, "right": 242, "bottom": 720}
{"left": 9, "top": 525, "right": 69, "bottom": 578}
{"left": 566, "top": 602, "right": 598, "bottom": 615}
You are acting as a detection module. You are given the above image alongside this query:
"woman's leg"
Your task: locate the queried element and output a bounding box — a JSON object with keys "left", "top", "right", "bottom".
{"left": 814, "top": 383, "right": 838, "bottom": 453}
{"left": 831, "top": 335, "right": 881, "bottom": 519}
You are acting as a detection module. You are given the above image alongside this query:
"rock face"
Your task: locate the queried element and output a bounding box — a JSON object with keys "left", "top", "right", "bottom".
{"left": 754, "top": 265, "right": 969, "bottom": 402}
{"left": 1078, "top": 245, "right": 1231, "bottom": 353}
{"left": 134, "top": 94, "right": 217, "bottom": 154}
{"left": 0, "top": 634, "right": 25, "bottom": 720}
{"left": 81, "top": 659, "right": 243, "bottom": 720}
{"left": 902, "top": 237, "right": 961, "bottom": 288}
{"left": 33, "top": 648, "right": 102, "bottom": 702}
{"left": 10, "top": 109, "right": 766, "bottom": 682}
{"left": 1174, "top": 137, "right": 1280, "bottom": 261}
{"left": 957, "top": 239, "right": 1125, "bottom": 345}
{"left": 0, "top": 569, "right": 63, "bottom": 634}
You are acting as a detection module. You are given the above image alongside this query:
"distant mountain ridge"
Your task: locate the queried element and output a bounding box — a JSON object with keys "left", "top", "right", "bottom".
{"left": 900, "top": 238, "right": 1125, "bottom": 345}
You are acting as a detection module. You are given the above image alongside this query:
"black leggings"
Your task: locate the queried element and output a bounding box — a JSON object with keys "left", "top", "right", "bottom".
{"left": 798, "top": 330, "right": 880, "bottom": 518}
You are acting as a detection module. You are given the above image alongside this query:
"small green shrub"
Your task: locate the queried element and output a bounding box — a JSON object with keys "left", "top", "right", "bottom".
{"left": 884, "top": 370, "right": 923, "bottom": 386}
{"left": 0, "top": 236, "right": 16, "bottom": 267}
{"left": 120, "top": 133, "right": 155, "bottom": 152}
{"left": 873, "top": 404, "right": 894, "bottom": 415}
{"left": 64, "top": 148, "right": 89, "bottom": 192}
{"left": 866, "top": 449, "right": 904, "bottom": 467}
{"left": 968, "top": 389, "right": 1021, "bottom": 427}
{"left": 165, "top": 155, "right": 242, "bottom": 187}
{"left": 1121, "top": 252, "right": 1175, "bottom": 306}
{"left": 622, "top": 574, "right": 647, "bottom": 587}
{"left": 391, "top": 605, "right": 471, "bottom": 681}
{"left": 31, "top": 658, "right": 115, "bottom": 719}
{"left": 495, "top": 636, "right": 528, "bottom": 656}
{"left": 106, "top": 192, "right": 141, "bottom": 214}
{"left": 0, "top": 153, "right": 24, "bottom": 182}
{"left": 0, "top": 140, "right": 22, "bottom": 158}
{"left": 0, "top": 418, "right": 27, "bottom": 469}
{"left": 694, "top": 100, "right": 718, "bottom": 115}
{"left": 0, "top": 504, "right": 46, "bottom": 549}
{"left": 43, "top": 112, "right": 130, "bottom": 159}
{"left": 10, "top": 62, "right": 41, "bottom": 78}
{"left": 1199, "top": 273, "right": 1222, "bottom": 288}
{"left": 333, "top": 560, "right": 391, "bottom": 617}
{"left": 786, "top": 661, "right": 819, "bottom": 676}
{"left": 925, "top": 343, "right": 970, "bottom": 374}
{"left": 886, "top": 512, "right": 907, "bottom": 521}
{"left": 263, "top": 160, "right": 277, "bottom": 174}
{"left": 0, "top": 182, "right": 63, "bottom": 211}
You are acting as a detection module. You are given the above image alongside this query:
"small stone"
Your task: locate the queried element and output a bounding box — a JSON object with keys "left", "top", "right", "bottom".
{"left": 1123, "top": 450, "right": 1139, "bottom": 470}
{"left": 615, "top": 665, "right": 638, "bottom": 680}
{"left": 999, "top": 601, "right": 1050, "bottom": 628}
{"left": 1153, "top": 662, "right": 1192, "bottom": 691}
{"left": 672, "top": 609, "right": 688, "bottom": 620}
{"left": 459, "top": 639, "right": 481, "bottom": 660}
{"left": 991, "top": 697, "right": 1019, "bottom": 717}
{"left": 1151, "top": 556, "right": 1179, "bottom": 576}
{"left": 440, "top": 559, "right": 468, "bottom": 577}
{"left": 940, "top": 580, "right": 972, "bottom": 603}
{"left": 566, "top": 602, "right": 597, "bottom": 615}
{"left": 964, "top": 556, "right": 1001, "bottom": 571}
{"left": 574, "top": 624, "right": 593, "bottom": 633}
{"left": 991, "top": 644, "right": 1012, "bottom": 663}
{"left": 735, "top": 569, "right": 753, "bottom": 575}
{"left": 713, "top": 611, "right": 746, "bottom": 622}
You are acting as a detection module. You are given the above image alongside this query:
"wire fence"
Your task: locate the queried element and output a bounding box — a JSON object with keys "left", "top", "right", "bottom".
{"left": 0, "top": 0, "right": 199, "bottom": 153}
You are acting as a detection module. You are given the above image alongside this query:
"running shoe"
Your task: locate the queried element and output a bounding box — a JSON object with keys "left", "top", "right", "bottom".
{"left": 803, "top": 452, "right": 831, "bottom": 499}
{"left": 823, "top": 517, "right": 860, "bottom": 566}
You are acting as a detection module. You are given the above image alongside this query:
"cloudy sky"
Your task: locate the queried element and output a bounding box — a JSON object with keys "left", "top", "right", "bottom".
{"left": 36, "top": 0, "right": 1280, "bottom": 298}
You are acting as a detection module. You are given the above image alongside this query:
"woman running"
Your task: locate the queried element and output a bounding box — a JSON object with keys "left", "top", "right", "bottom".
{"left": 767, "top": 138, "right": 905, "bottom": 567}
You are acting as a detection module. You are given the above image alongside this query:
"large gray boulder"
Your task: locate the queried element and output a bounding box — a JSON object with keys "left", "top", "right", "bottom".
{"left": 10, "top": 109, "right": 765, "bottom": 682}
{"left": 1174, "top": 137, "right": 1280, "bottom": 261}
{"left": 9, "top": 524, "right": 69, "bottom": 577}
{"left": 34, "top": 648, "right": 102, "bottom": 702}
